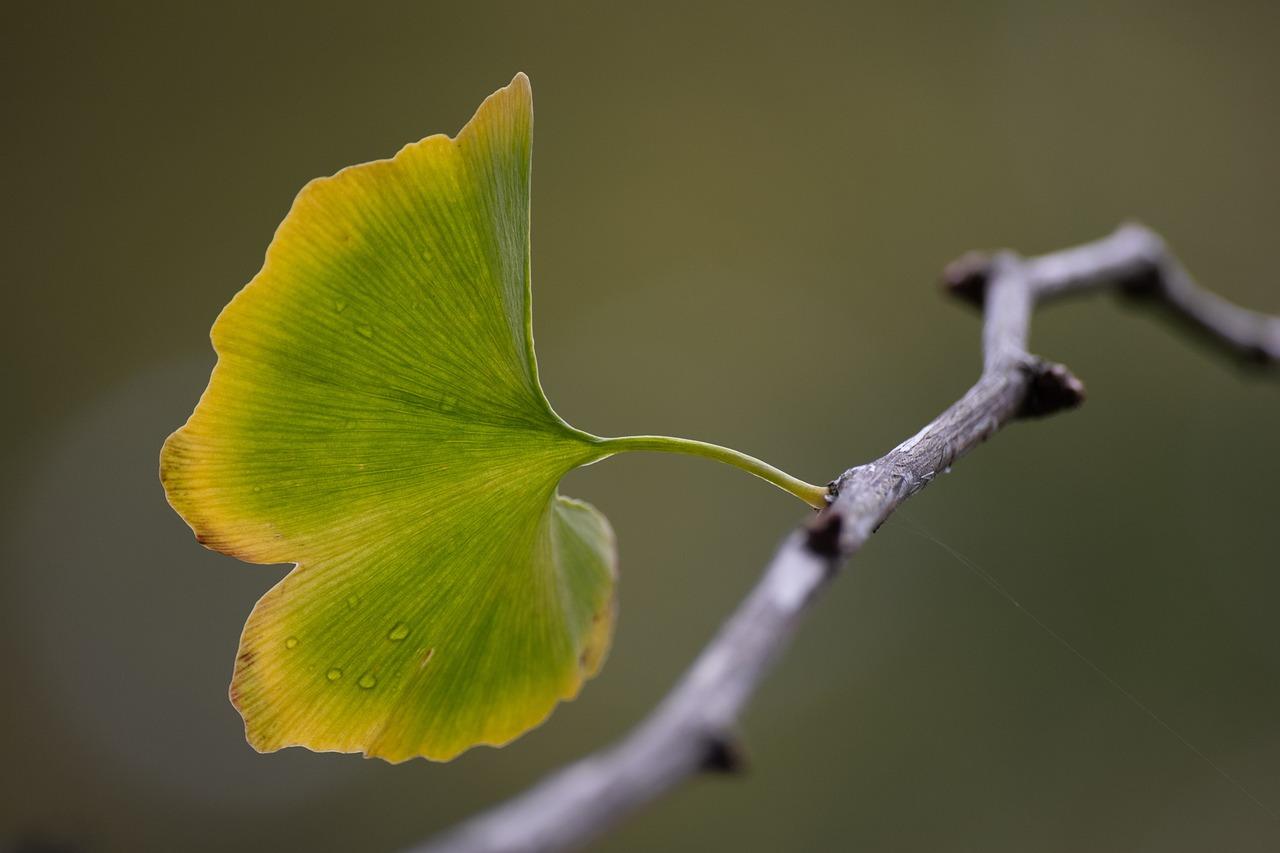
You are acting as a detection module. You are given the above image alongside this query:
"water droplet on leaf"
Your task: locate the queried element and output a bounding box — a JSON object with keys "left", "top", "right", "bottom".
{"left": 388, "top": 622, "right": 409, "bottom": 641}
{"left": 285, "top": 636, "right": 299, "bottom": 649}
{"left": 359, "top": 673, "right": 377, "bottom": 689}
{"left": 356, "top": 324, "right": 374, "bottom": 339}
{"left": 326, "top": 668, "right": 343, "bottom": 682}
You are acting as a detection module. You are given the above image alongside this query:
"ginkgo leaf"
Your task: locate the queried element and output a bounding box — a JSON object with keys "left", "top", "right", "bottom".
{"left": 162, "top": 73, "right": 825, "bottom": 763}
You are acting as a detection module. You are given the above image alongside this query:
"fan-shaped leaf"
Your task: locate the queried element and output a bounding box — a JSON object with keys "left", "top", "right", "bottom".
{"left": 162, "top": 74, "right": 617, "bottom": 761}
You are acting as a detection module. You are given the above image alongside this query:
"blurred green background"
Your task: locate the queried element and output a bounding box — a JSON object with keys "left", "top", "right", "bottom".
{"left": 3, "top": 1, "right": 1277, "bottom": 851}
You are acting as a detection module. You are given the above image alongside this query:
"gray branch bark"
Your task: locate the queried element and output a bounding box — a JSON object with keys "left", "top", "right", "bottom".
{"left": 414, "top": 223, "right": 1279, "bottom": 853}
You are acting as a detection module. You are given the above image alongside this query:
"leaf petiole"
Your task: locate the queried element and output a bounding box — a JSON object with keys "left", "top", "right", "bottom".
{"left": 595, "top": 435, "right": 830, "bottom": 509}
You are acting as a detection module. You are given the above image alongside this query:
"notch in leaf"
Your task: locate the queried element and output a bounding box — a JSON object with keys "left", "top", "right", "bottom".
{"left": 161, "top": 73, "right": 826, "bottom": 763}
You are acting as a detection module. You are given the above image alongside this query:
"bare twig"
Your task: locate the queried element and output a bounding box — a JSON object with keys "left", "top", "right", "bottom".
{"left": 415, "top": 223, "right": 1278, "bottom": 853}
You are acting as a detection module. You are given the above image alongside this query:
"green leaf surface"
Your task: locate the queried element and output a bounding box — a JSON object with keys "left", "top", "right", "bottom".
{"left": 162, "top": 74, "right": 618, "bottom": 761}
